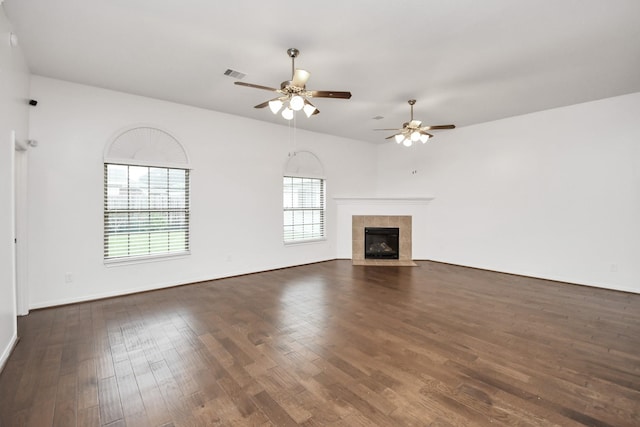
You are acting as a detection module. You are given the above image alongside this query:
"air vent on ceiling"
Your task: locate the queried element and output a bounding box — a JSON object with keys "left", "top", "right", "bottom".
{"left": 224, "top": 69, "right": 246, "bottom": 79}
{"left": 372, "top": 115, "right": 384, "bottom": 120}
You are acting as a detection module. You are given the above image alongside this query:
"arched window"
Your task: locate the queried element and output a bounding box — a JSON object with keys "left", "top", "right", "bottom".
{"left": 103, "top": 126, "right": 190, "bottom": 261}
{"left": 283, "top": 151, "right": 326, "bottom": 243}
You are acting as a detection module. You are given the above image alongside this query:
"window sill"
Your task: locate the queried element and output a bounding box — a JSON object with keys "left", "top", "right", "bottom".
{"left": 284, "top": 238, "right": 327, "bottom": 246}
{"left": 104, "top": 251, "right": 190, "bottom": 267}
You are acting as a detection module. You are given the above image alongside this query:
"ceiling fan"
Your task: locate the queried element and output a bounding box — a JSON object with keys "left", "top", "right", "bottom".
{"left": 375, "top": 99, "right": 455, "bottom": 146}
{"left": 234, "top": 48, "right": 352, "bottom": 120}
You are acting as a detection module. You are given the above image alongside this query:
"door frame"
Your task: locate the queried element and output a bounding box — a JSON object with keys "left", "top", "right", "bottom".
{"left": 13, "top": 132, "right": 29, "bottom": 316}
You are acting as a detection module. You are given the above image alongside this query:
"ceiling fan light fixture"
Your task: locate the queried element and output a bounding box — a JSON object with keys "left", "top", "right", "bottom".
{"left": 289, "top": 95, "right": 304, "bottom": 111}
{"left": 303, "top": 102, "right": 317, "bottom": 118}
{"left": 235, "top": 48, "right": 351, "bottom": 120}
{"left": 292, "top": 69, "right": 311, "bottom": 87}
{"left": 375, "top": 99, "right": 455, "bottom": 147}
{"left": 281, "top": 107, "right": 294, "bottom": 120}
{"left": 268, "top": 99, "right": 283, "bottom": 114}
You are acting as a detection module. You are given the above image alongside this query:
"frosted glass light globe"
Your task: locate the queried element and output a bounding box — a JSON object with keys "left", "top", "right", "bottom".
{"left": 281, "top": 107, "right": 294, "bottom": 120}
{"left": 268, "top": 99, "right": 283, "bottom": 114}
{"left": 290, "top": 95, "right": 304, "bottom": 111}
{"left": 303, "top": 103, "right": 317, "bottom": 117}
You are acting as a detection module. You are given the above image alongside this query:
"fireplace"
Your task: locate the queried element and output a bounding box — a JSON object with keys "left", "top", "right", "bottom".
{"left": 365, "top": 227, "right": 399, "bottom": 259}
{"left": 351, "top": 215, "right": 415, "bottom": 266}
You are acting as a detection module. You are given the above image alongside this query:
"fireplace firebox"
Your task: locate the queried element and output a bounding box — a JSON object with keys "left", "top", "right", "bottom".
{"left": 364, "top": 227, "right": 399, "bottom": 259}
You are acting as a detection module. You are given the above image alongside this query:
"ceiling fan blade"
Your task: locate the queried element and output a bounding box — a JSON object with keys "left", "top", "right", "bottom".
{"left": 292, "top": 69, "right": 311, "bottom": 88}
{"left": 234, "top": 81, "right": 279, "bottom": 92}
{"left": 421, "top": 124, "right": 456, "bottom": 130}
{"left": 307, "top": 90, "right": 352, "bottom": 99}
{"left": 421, "top": 132, "right": 434, "bottom": 138}
{"left": 385, "top": 134, "right": 400, "bottom": 140}
{"left": 253, "top": 100, "right": 270, "bottom": 109}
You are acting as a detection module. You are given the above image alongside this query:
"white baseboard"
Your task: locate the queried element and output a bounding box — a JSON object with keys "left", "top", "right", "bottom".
{"left": 0, "top": 333, "right": 18, "bottom": 374}
{"left": 29, "top": 258, "right": 337, "bottom": 310}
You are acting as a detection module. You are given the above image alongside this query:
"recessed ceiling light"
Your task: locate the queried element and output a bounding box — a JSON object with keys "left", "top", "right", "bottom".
{"left": 372, "top": 115, "right": 384, "bottom": 120}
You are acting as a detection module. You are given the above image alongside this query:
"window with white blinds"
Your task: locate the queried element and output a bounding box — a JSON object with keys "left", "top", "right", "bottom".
{"left": 104, "top": 164, "right": 190, "bottom": 260}
{"left": 283, "top": 176, "right": 325, "bottom": 243}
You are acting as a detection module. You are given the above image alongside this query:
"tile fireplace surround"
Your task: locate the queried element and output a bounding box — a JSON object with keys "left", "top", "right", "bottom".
{"left": 352, "top": 215, "right": 417, "bottom": 266}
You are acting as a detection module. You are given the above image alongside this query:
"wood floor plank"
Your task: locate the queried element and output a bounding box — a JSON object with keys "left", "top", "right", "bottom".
{"left": 217, "top": 368, "right": 262, "bottom": 418}
{"left": 114, "top": 370, "right": 146, "bottom": 419}
{"left": 1, "top": 260, "right": 639, "bottom": 426}
{"left": 252, "top": 390, "right": 299, "bottom": 427}
{"left": 97, "top": 375, "right": 124, "bottom": 425}
{"left": 25, "top": 385, "right": 56, "bottom": 427}
{"left": 77, "top": 405, "right": 101, "bottom": 427}
{"left": 53, "top": 372, "right": 77, "bottom": 427}
{"left": 10, "top": 347, "right": 44, "bottom": 412}
{"left": 134, "top": 369, "right": 172, "bottom": 427}
{"left": 160, "top": 347, "right": 200, "bottom": 397}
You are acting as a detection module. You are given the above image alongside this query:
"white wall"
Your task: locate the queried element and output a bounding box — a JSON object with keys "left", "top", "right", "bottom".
{"left": 376, "top": 93, "right": 640, "bottom": 293}
{"left": 26, "top": 76, "right": 377, "bottom": 308}
{"left": 0, "top": 7, "right": 30, "bottom": 369}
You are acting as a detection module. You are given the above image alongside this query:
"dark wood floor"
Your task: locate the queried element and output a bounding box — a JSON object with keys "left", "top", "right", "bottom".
{"left": 1, "top": 260, "right": 639, "bottom": 426}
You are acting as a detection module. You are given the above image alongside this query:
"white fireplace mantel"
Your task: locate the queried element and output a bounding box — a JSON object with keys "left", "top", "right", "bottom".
{"left": 333, "top": 196, "right": 434, "bottom": 205}
{"left": 334, "top": 196, "right": 434, "bottom": 259}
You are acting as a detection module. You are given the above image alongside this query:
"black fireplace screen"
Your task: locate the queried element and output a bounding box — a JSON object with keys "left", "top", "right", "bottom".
{"left": 364, "top": 227, "right": 399, "bottom": 259}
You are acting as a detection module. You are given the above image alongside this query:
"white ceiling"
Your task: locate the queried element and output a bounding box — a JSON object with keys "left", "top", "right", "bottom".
{"left": 4, "top": 0, "right": 640, "bottom": 144}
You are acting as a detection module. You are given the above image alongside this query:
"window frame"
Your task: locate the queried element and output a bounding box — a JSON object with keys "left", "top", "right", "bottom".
{"left": 283, "top": 175, "right": 326, "bottom": 244}
{"left": 103, "top": 162, "right": 191, "bottom": 263}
